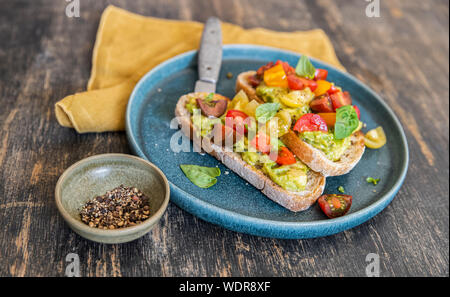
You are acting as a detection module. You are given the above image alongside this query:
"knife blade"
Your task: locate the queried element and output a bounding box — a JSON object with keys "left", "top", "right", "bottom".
{"left": 194, "top": 17, "right": 222, "bottom": 93}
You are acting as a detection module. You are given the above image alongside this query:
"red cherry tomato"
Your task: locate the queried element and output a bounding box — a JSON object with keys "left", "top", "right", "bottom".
{"left": 293, "top": 114, "right": 328, "bottom": 133}
{"left": 310, "top": 94, "right": 334, "bottom": 113}
{"left": 225, "top": 110, "right": 249, "bottom": 133}
{"left": 287, "top": 75, "right": 305, "bottom": 90}
{"left": 250, "top": 132, "right": 271, "bottom": 154}
{"left": 353, "top": 105, "right": 361, "bottom": 120}
{"left": 275, "top": 60, "right": 296, "bottom": 76}
{"left": 256, "top": 62, "right": 275, "bottom": 77}
{"left": 330, "top": 91, "right": 352, "bottom": 111}
{"left": 248, "top": 75, "right": 262, "bottom": 87}
{"left": 314, "top": 69, "right": 328, "bottom": 81}
{"left": 297, "top": 77, "right": 318, "bottom": 92}
{"left": 318, "top": 194, "right": 352, "bottom": 218}
{"left": 274, "top": 146, "right": 296, "bottom": 165}
{"left": 327, "top": 85, "right": 340, "bottom": 95}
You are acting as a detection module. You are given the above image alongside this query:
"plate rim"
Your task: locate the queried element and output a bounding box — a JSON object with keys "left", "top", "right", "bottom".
{"left": 125, "top": 44, "right": 409, "bottom": 238}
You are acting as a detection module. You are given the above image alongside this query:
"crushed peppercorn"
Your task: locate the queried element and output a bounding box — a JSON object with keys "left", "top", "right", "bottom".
{"left": 80, "top": 185, "right": 151, "bottom": 230}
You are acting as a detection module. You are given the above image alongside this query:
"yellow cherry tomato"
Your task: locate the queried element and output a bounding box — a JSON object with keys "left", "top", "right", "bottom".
{"left": 365, "top": 126, "right": 387, "bottom": 149}
{"left": 263, "top": 64, "right": 288, "bottom": 88}
{"left": 280, "top": 90, "right": 314, "bottom": 108}
{"left": 314, "top": 80, "right": 332, "bottom": 96}
{"left": 229, "top": 90, "right": 249, "bottom": 110}
{"left": 274, "top": 109, "right": 292, "bottom": 136}
{"left": 244, "top": 100, "right": 260, "bottom": 118}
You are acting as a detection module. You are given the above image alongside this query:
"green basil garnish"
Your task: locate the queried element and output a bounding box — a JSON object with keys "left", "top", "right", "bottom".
{"left": 205, "top": 93, "right": 215, "bottom": 102}
{"left": 255, "top": 103, "right": 281, "bottom": 123}
{"left": 180, "top": 165, "right": 221, "bottom": 188}
{"left": 334, "top": 105, "right": 359, "bottom": 139}
{"left": 295, "top": 55, "right": 316, "bottom": 79}
{"left": 366, "top": 177, "right": 380, "bottom": 185}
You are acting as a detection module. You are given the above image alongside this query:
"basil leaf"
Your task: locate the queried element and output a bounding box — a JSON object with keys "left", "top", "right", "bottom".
{"left": 334, "top": 105, "right": 359, "bottom": 139}
{"left": 366, "top": 177, "right": 380, "bottom": 185}
{"left": 180, "top": 165, "right": 221, "bottom": 189}
{"left": 205, "top": 93, "right": 215, "bottom": 102}
{"left": 255, "top": 103, "right": 281, "bottom": 123}
{"left": 295, "top": 55, "right": 316, "bottom": 79}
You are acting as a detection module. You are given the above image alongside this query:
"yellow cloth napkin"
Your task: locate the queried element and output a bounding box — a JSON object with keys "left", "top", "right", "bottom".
{"left": 55, "top": 5, "right": 344, "bottom": 133}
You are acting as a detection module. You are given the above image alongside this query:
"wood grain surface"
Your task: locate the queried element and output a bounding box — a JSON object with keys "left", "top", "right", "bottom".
{"left": 0, "top": 0, "right": 448, "bottom": 277}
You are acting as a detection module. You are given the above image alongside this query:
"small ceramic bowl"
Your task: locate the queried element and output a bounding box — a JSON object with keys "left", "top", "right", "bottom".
{"left": 55, "top": 154, "right": 170, "bottom": 244}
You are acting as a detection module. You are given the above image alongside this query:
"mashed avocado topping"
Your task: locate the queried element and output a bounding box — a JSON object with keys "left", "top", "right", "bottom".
{"left": 256, "top": 84, "right": 288, "bottom": 104}
{"left": 241, "top": 151, "right": 272, "bottom": 166}
{"left": 192, "top": 115, "right": 221, "bottom": 137}
{"left": 300, "top": 131, "right": 351, "bottom": 161}
{"left": 185, "top": 96, "right": 198, "bottom": 114}
{"left": 262, "top": 161, "right": 308, "bottom": 192}
{"left": 242, "top": 151, "right": 308, "bottom": 192}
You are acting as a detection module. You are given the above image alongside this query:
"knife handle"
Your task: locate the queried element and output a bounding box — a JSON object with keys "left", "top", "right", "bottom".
{"left": 198, "top": 17, "right": 222, "bottom": 85}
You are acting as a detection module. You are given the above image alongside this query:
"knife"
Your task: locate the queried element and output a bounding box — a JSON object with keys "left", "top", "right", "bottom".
{"left": 194, "top": 17, "right": 223, "bottom": 94}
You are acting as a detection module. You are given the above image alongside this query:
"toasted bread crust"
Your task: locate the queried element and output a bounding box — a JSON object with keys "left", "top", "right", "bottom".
{"left": 235, "top": 71, "right": 265, "bottom": 104}
{"left": 236, "top": 71, "right": 365, "bottom": 176}
{"left": 175, "top": 93, "right": 326, "bottom": 212}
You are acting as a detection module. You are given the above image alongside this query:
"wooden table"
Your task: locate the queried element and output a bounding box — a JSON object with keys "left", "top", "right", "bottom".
{"left": 0, "top": 0, "right": 448, "bottom": 277}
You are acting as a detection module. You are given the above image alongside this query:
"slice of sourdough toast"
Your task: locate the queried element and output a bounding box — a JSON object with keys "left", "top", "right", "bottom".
{"left": 236, "top": 71, "right": 365, "bottom": 177}
{"left": 175, "top": 92, "right": 326, "bottom": 212}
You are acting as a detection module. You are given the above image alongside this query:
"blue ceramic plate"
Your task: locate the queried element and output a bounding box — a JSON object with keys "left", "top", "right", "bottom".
{"left": 126, "top": 45, "right": 408, "bottom": 239}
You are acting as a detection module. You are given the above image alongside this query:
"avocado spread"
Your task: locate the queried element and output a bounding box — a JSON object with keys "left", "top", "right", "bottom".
{"left": 262, "top": 161, "right": 308, "bottom": 192}
{"left": 256, "top": 84, "right": 288, "bottom": 104}
{"left": 300, "top": 131, "right": 351, "bottom": 161}
{"left": 241, "top": 151, "right": 308, "bottom": 192}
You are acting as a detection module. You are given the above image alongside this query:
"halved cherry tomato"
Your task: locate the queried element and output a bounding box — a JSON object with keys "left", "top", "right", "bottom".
{"left": 327, "top": 84, "right": 340, "bottom": 95}
{"left": 225, "top": 110, "right": 249, "bottom": 133}
{"left": 364, "top": 126, "right": 386, "bottom": 149}
{"left": 317, "top": 113, "right": 336, "bottom": 127}
{"left": 287, "top": 75, "right": 305, "bottom": 90}
{"left": 297, "top": 77, "right": 318, "bottom": 92}
{"left": 248, "top": 75, "right": 261, "bottom": 87}
{"left": 310, "top": 94, "right": 334, "bottom": 113}
{"left": 314, "top": 80, "right": 332, "bottom": 97}
{"left": 273, "top": 146, "right": 296, "bottom": 165}
{"left": 314, "top": 69, "right": 328, "bottom": 81}
{"left": 318, "top": 194, "right": 352, "bottom": 218}
{"left": 226, "top": 110, "right": 248, "bottom": 120}
{"left": 256, "top": 62, "right": 274, "bottom": 77}
{"left": 250, "top": 132, "right": 271, "bottom": 154}
{"left": 275, "top": 60, "right": 296, "bottom": 76}
{"left": 264, "top": 64, "right": 288, "bottom": 88}
{"left": 196, "top": 97, "right": 228, "bottom": 118}
{"left": 330, "top": 91, "right": 352, "bottom": 111}
{"left": 293, "top": 113, "right": 328, "bottom": 133}
{"left": 353, "top": 105, "right": 361, "bottom": 120}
